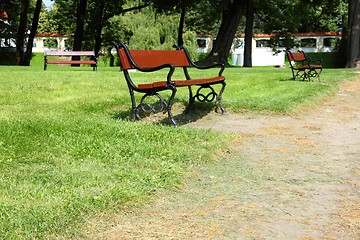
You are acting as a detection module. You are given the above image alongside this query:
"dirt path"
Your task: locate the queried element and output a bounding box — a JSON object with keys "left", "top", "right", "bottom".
{"left": 97, "top": 78, "right": 360, "bottom": 239}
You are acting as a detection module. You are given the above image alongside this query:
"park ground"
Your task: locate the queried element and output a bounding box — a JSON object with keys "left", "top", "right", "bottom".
{"left": 87, "top": 75, "right": 359, "bottom": 239}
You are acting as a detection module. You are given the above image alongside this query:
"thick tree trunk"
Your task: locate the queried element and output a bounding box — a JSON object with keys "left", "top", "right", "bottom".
{"left": 243, "top": 0, "right": 254, "bottom": 67}
{"left": 16, "top": 0, "right": 29, "bottom": 65}
{"left": 201, "top": 0, "right": 245, "bottom": 65}
{"left": 23, "top": 0, "right": 42, "bottom": 66}
{"left": 346, "top": 0, "right": 360, "bottom": 68}
{"left": 72, "top": 0, "right": 87, "bottom": 65}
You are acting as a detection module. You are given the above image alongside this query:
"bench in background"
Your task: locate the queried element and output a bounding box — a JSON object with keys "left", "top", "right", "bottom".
{"left": 286, "top": 50, "right": 323, "bottom": 81}
{"left": 44, "top": 51, "right": 97, "bottom": 71}
{"left": 113, "top": 42, "right": 227, "bottom": 126}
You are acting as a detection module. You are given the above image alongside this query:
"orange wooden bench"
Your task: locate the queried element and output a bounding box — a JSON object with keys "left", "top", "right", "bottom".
{"left": 113, "top": 42, "right": 227, "bottom": 126}
{"left": 44, "top": 51, "right": 97, "bottom": 70}
{"left": 286, "top": 50, "right": 323, "bottom": 81}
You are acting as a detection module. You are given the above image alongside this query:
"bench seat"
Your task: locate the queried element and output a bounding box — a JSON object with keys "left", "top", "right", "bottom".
{"left": 47, "top": 60, "right": 97, "bottom": 65}
{"left": 295, "top": 64, "right": 322, "bottom": 70}
{"left": 138, "top": 76, "right": 225, "bottom": 89}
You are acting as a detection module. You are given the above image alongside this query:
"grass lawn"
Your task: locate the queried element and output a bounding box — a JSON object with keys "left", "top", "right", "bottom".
{"left": 0, "top": 57, "right": 357, "bottom": 238}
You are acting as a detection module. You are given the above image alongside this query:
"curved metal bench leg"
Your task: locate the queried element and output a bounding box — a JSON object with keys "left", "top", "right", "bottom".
{"left": 184, "top": 86, "right": 195, "bottom": 114}
{"left": 216, "top": 81, "right": 227, "bottom": 114}
{"left": 167, "top": 86, "right": 177, "bottom": 126}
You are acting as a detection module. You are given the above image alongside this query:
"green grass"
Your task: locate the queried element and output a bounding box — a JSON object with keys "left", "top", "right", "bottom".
{"left": 0, "top": 63, "right": 357, "bottom": 239}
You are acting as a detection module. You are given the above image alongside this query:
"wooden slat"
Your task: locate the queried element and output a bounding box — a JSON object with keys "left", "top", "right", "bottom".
{"left": 45, "top": 51, "right": 95, "bottom": 56}
{"left": 174, "top": 76, "right": 224, "bottom": 87}
{"left": 137, "top": 76, "right": 225, "bottom": 90}
{"left": 138, "top": 81, "right": 167, "bottom": 89}
{"left": 130, "top": 50, "right": 189, "bottom": 68}
{"left": 296, "top": 64, "right": 322, "bottom": 70}
{"left": 291, "top": 52, "right": 306, "bottom": 61}
{"left": 47, "top": 60, "right": 96, "bottom": 64}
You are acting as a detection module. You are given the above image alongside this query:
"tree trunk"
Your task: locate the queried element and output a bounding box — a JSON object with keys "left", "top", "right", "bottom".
{"left": 23, "top": 0, "right": 42, "bottom": 66}
{"left": 177, "top": 6, "right": 186, "bottom": 46}
{"left": 346, "top": 0, "right": 360, "bottom": 68}
{"left": 72, "top": 0, "right": 87, "bottom": 65}
{"left": 201, "top": 0, "right": 245, "bottom": 65}
{"left": 107, "top": 48, "right": 114, "bottom": 67}
{"left": 93, "top": 0, "right": 105, "bottom": 57}
{"left": 243, "top": 0, "right": 254, "bottom": 67}
{"left": 16, "top": 0, "right": 29, "bottom": 65}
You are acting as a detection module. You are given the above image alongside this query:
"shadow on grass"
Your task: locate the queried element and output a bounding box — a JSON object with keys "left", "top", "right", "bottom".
{"left": 112, "top": 102, "right": 218, "bottom": 127}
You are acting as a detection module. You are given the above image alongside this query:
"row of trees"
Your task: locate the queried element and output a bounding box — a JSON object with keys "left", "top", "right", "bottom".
{"left": 1, "top": 0, "right": 359, "bottom": 67}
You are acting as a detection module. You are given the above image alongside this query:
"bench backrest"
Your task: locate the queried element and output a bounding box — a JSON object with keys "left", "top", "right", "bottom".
{"left": 286, "top": 51, "right": 306, "bottom": 62}
{"left": 117, "top": 49, "right": 190, "bottom": 70}
{"left": 45, "top": 51, "right": 95, "bottom": 56}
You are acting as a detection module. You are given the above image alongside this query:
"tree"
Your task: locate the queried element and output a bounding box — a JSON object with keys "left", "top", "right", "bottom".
{"left": 73, "top": 0, "right": 87, "bottom": 54}
{"left": 144, "top": 0, "right": 196, "bottom": 46}
{"left": 243, "top": 0, "right": 254, "bottom": 67}
{"left": 86, "top": 0, "right": 148, "bottom": 56}
{"left": 47, "top": 0, "right": 77, "bottom": 35}
{"left": 1, "top": 0, "right": 21, "bottom": 49}
{"left": 15, "top": 0, "right": 29, "bottom": 65}
{"left": 2, "top": 0, "right": 45, "bottom": 65}
{"left": 23, "top": 0, "right": 42, "bottom": 66}
{"left": 346, "top": 0, "right": 360, "bottom": 68}
{"left": 185, "top": 0, "right": 222, "bottom": 35}
{"left": 203, "top": 0, "right": 246, "bottom": 65}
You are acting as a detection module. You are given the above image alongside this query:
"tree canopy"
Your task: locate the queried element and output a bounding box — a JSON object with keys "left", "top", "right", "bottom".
{"left": 1, "top": 0, "right": 359, "bottom": 68}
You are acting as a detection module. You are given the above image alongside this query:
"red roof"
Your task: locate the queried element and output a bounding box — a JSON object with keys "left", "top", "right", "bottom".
{"left": 197, "top": 32, "right": 342, "bottom": 38}
{"left": 35, "top": 33, "right": 73, "bottom": 37}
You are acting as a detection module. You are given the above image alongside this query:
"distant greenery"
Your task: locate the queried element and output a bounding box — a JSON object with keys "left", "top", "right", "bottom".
{"left": 0, "top": 64, "right": 357, "bottom": 238}
{"left": 103, "top": 7, "right": 199, "bottom": 59}
{"left": 304, "top": 52, "right": 338, "bottom": 68}
{"left": 3, "top": 51, "right": 340, "bottom": 69}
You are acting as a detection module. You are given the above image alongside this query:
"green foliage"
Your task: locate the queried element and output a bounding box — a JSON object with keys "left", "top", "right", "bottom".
{"left": 255, "top": 0, "right": 347, "bottom": 34}
{"left": 45, "top": 0, "right": 77, "bottom": 34}
{"left": 185, "top": 0, "right": 222, "bottom": 35}
{"left": 103, "top": 7, "right": 199, "bottom": 58}
{"left": 302, "top": 52, "right": 339, "bottom": 68}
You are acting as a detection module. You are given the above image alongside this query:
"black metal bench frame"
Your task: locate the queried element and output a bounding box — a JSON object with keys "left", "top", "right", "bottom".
{"left": 286, "top": 50, "right": 323, "bottom": 81}
{"left": 113, "top": 42, "right": 227, "bottom": 126}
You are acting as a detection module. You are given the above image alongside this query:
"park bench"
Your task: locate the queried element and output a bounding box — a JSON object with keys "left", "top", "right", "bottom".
{"left": 44, "top": 51, "right": 97, "bottom": 71}
{"left": 113, "top": 42, "right": 227, "bottom": 126}
{"left": 286, "top": 50, "right": 323, "bottom": 81}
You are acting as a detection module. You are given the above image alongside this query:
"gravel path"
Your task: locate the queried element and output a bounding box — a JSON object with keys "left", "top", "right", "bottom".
{"left": 96, "top": 78, "right": 360, "bottom": 239}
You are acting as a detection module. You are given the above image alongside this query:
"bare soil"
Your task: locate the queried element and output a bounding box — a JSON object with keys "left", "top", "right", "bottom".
{"left": 94, "top": 77, "right": 360, "bottom": 239}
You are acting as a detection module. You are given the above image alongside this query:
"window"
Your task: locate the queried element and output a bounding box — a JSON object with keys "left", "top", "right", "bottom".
{"left": 44, "top": 38, "right": 58, "bottom": 48}
{"left": 323, "top": 37, "right": 339, "bottom": 47}
{"left": 300, "top": 38, "right": 317, "bottom": 48}
{"left": 256, "top": 39, "right": 270, "bottom": 48}
{"left": 197, "top": 39, "right": 206, "bottom": 48}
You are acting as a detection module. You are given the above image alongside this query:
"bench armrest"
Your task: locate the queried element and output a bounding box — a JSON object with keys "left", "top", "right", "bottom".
{"left": 175, "top": 45, "right": 225, "bottom": 77}
{"left": 136, "top": 64, "right": 175, "bottom": 85}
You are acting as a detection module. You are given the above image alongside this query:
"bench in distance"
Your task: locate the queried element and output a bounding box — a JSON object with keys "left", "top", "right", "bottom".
{"left": 44, "top": 51, "right": 97, "bottom": 71}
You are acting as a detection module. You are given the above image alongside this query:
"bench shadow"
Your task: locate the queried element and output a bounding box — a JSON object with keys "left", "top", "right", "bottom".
{"left": 163, "top": 102, "right": 217, "bottom": 126}
{"left": 111, "top": 102, "right": 217, "bottom": 126}
{"left": 280, "top": 77, "right": 317, "bottom": 82}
